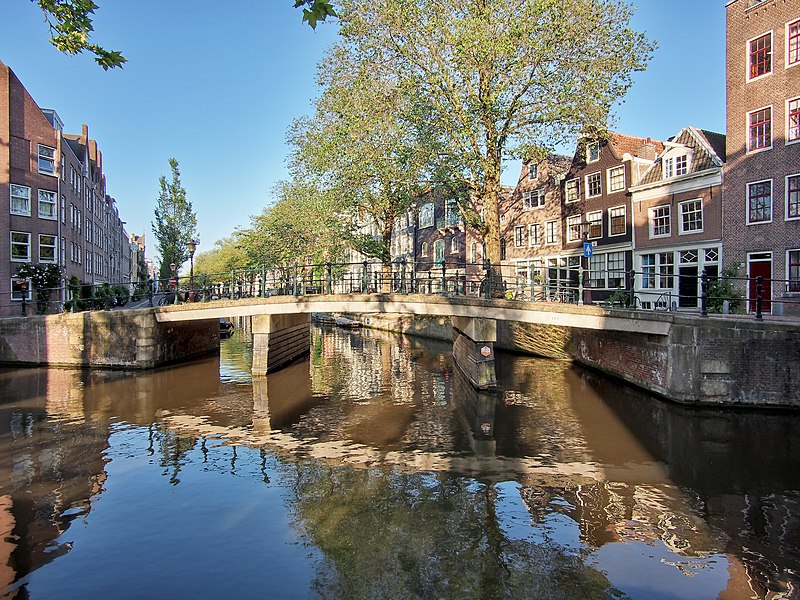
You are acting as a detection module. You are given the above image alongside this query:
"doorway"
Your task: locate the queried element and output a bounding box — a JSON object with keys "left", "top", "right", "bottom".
{"left": 747, "top": 253, "right": 772, "bottom": 314}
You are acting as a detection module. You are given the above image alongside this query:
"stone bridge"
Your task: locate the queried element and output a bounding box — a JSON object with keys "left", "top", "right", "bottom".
{"left": 0, "top": 293, "right": 798, "bottom": 408}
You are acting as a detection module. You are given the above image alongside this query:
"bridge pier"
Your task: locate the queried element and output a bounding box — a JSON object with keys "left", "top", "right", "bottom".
{"left": 251, "top": 313, "right": 311, "bottom": 377}
{"left": 451, "top": 316, "right": 497, "bottom": 390}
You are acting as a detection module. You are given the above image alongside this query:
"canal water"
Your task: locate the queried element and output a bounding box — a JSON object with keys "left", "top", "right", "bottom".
{"left": 0, "top": 325, "right": 797, "bottom": 599}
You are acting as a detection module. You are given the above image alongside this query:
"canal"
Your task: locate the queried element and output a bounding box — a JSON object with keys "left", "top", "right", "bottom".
{"left": 0, "top": 324, "right": 797, "bottom": 598}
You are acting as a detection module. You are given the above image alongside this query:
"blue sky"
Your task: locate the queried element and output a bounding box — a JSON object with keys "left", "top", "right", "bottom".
{"left": 1, "top": 1, "right": 726, "bottom": 261}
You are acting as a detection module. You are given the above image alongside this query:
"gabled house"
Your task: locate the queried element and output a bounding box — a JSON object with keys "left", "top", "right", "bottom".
{"left": 630, "top": 127, "right": 726, "bottom": 310}
{"left": 560, "top": 133, "right": 663, "bottom": 303}
{"left": 413, "top": 190, "right": 466, "bottom": 293}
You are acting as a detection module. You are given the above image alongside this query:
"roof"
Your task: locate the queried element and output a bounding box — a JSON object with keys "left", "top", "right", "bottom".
{"left": 636, "top": 127, "right": 726, "bottom": 187}
{"left": 607, "top": 132, "right": 665, "bottom": 160}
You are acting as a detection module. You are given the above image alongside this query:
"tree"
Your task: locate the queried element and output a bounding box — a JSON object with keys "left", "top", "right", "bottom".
{"left": 193, "top": 236, "right": 249, "bottom": 280}
{"left": 152, "top": 158, "right": 198, "bottom": 279}
{"left": 337, "top": 0, "right": 654, "bottom": 265}
{"left": 15, "top": 264, "right": 62, "bottom": 314}
{"left": 31, "top": 0, "right": 337, "bottom": 70}
{"left": 289, "top": 42, "right": 447, "bottom": 289}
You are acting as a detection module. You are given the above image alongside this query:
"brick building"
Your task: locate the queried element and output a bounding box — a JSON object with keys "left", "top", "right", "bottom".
{"left": 724, "top": 0, "right": 800, "bottom": 315}
{"left": 413, "top": 190, "right": 466, "bottom": 293}
{"left": 630, "top": 127, "right": 726, "bottom": 310}
{"left": 0, "top": 60, "right": 135, "bottom": 317}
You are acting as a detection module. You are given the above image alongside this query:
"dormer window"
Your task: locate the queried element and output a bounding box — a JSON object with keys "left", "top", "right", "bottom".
{"left": 663, "top": 153, "right": 689, "bottom": 179}
{"left": 528, "top": 163, "right": 538, "bottom": 180}
{"left": 586, "top": 141, "right": 600, "bottom": 163}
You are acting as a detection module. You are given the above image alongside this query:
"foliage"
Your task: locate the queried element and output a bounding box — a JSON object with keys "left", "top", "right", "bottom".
{"left": 32, "top": 1, "right": 336, "bottom": 70}
{"left": 15, "top": 263, "right": 62, "bottom": 314}
{"left": 237, "top": 180, "right": 347, "bottom": 267}
{"left": 607, "top": 289, "right": 630, "bottom": 308}
{"left": 707, "top": 265, "right": 745, "bottom": 314}
{"left": 152, "top": 158, "right": 198, "bottom": 280}
{"left": 193, "top": 236, "right": 249, "bottom": 280}
{"left": 336, "top": 0, "right": 654, "bottom": 263}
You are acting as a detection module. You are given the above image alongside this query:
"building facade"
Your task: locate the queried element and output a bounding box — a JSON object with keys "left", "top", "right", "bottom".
{"left": 631, "top": 127, "right": 726, "bottom": 310}
{"left": 1, "top": 60, "right": 133, "bottom": 317}
{"left": 724, "top": 0, "right": 800, "bottom": 315}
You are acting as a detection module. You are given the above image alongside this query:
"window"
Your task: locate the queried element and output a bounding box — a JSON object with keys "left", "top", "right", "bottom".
{"left": 37, "top": 144, "right": 55, "bottom": 175}
{"left": 675, "top": 155, "right": 688, "bottom": 176}
{"left": 61, "top": 195, "right": 66, "bottom": 224}
{"left": 586, "top": 172, "right": 602, "bottom": 198}
{"left": 609, "top": 206, "right": 626, "bottom": 236}
{"left": 523, "top": 190, "right": 544, "bottom": 210}
{"left": 545, "top": 220, "right": 558, "bottom": 245}
{"left": 60, "top": 153, "right": 65, "bottom": 180}
{"left": 749, "top": 32, "right": 772, "bottom": 79}
{"left": 565, "top": 179, "right": 579, "bottom": 203}
{"left": 10, "top": 184, "right": 31, "bottom": 216}
{"left": 38, "top": 190, "right": 57, "bottom": 220}
{"left": 500, "top": 238, "right": 506, "bottom": 261}
{"left": 663, "top": 157, "right": 674, "bottom": 179}
{"left": 586, "top": 141, "right": 600, "bottom": 163}
{"left": 790, "top": 19, "right": 800, "bottom": 67}
{"left": 11, "top": 278, "right": 31, "bottom": 301}
{"left": 450, "top": 237, "right": 459, "bottom": 253}
{"left": 567, "top": 216, "right": 582, "bottom": 242}
{"left": 528, "top": 163, "right": 538, "bottom": 180}
{"left": 642, "top": 254, "right": 656, "bottom": 289}
{"left": 421, "top": 242, "right": 428, "bottom": 257}
{"left": 514, "top": 226, "right": 526, "bottom": 247}
{"left": 748, "top": 180, "right": 772, "bottom": 224}
{"left": 470, "top": 242, "right": 478, "bottom": 264}
{"left": 607, "top": 252, "right": 625, "bottom": 288}
{"left": 419, "top": 203, "right": 434, "bottom": 228}
{"left": 789, "top": 97, "right": 800, "bottom": 142}
{"left": 787, "top": 174, "right": 800, "bottom": 220}
{"left": 445, "top": 199, "right": 461, "bottom": 227}
{"left": 529, "top": 223, "right": 541, "bottom": 246}
{"left": 11, "top": 231, "right": 31, "bottom": 262}
{"left": 587, "top": 211, "right": 602, "bottom": 239}
{"left": 39, "top": 234, "right": 56, "bottom": 263}
{"left": 659, "top": 253, "right": 674, "bottom": 289}
{"left": 789, "top": 249, "right": 800, "bottom": 292}
{"left": 589, "top": 254, "right": 605, "bottom": 288}
{"left": 607, "top": 166, "right": 625, "bottom": 192}
{"left": 679, "top": 199, "right": 703, "bottom": 234}
{"left": 748, "top": 107, "right": 772, "bottom": 151}
{"left": 649, "top": 205, "right": 671, "bottom": 238}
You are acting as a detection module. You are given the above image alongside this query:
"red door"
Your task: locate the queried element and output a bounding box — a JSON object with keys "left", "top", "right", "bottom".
{"left": 748, "top": 258, "right": 772, "bottom": 314}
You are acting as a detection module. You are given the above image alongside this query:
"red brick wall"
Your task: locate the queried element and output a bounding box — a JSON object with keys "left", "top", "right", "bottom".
{"left": 724, "top": 0, "right": 800, "bottom": 314}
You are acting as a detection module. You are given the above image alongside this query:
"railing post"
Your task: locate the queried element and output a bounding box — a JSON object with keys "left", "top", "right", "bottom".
{"left": 578, "top": 262, "right": 584, "bottom": 306}
{"left": 293, "top": 264, "right": 299, "bottom": 296}
{"left": 230, "top": 270, "right": 235, "bottom": 300}
{"left": 427, "top": 269, "right": 432, "bottom": 294}
{"left": 362, "top": 261, "right": 368, "bottom": 292}
{"left": 326, "top": 262, "right": 332, "bottom": 295}
{"left": 441, "top": 261, "right": 447, "bottom": 294}
{"left": 148, "top": 278, "right": 154, "bottom": 307}
{"left": 701, "top": 268, "right": 708, "bottom": 317}
{"left": 756, "top": 275, "right": 763, "bottom": 320}
{"left": 201, "top": 275, "right": 208, "bottom": 302}
{"left": 628, "top": 269, "right": 636, "bottom": 309}
{"left": 400, "top": 260, "right": 407, "bottom": 294}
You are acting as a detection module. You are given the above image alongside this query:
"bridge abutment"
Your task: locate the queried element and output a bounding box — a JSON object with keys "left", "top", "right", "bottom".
{"left": 451, "top": 316, "right": 497, "bottom": 390}
{"left": 251, "top": 313, "right": 311, "bottom": 377}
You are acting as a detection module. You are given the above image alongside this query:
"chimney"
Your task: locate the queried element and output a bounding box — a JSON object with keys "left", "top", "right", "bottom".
{"left": 81, "top": 124, "right": 88, "bottom": 145}
{"left": 636, "top": 141, "right": 657, "bottom": 161}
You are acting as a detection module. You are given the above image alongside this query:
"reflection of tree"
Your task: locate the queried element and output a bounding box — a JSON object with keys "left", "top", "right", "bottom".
{"left": 288, "top": 463, "right": 617, "bottom": 598}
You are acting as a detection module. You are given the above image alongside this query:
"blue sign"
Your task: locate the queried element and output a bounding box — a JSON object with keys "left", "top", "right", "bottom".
{"left": 583, "top": 242, "right": 593, "bottom": 258}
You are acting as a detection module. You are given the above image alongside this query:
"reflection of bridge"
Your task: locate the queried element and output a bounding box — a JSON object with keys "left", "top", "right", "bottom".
{"left": 1, "top": 292, "right": 798, "bottom": 406}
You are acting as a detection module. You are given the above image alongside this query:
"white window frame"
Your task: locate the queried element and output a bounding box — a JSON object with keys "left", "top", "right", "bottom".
{"left": 608, "top": 205, "right": 626, "bottom": 237}
{"left": 10, "top": 184, "right": 31, "bottom": 216}
{"left": 523, "top": 190, "right": 544, "bottom": 211}
{"left": 787, "top": 248, "right": 800, "bottom": 293}
{"left": 786, "top": 173, "right": 800, "bottom": 221}
{"left": 607, "top": 166, "right": 625, "bottom": 193}
{"left": 566, "top": 216, "right": 582, "bottom": 242}
{"left": 433, "top": 239, "right": 445, "bottom": 265}
{"left": 450, "top": 236, "right": 459, "bottom": 254}
{"left": 746, "top": 105, "right": 773, "bottom": 153}
{"left": 787, "top": 97, "right": 800, "bottom": 145}
{"left": 10, "top": 231, "right": 31, "bottom": 262}
{"left": 419, "top": 203, "right": 434, "bottom": 228}
{"left": 565, "top": 179, "right": 579, "bottom": 204}
{"left": 587, "top": 210, "right": 602, "bottom": 240}
{"left": 746, "top": 179, "right": 773, "bottom": 225}
{"left": 421, "top": 242, "right": 428, "bottom": 257}
{"left": 648, "top": 205, "right": 671, "bottom": 238}
{"left": 38, "top": 189, "right": 57, "bottom": 220}
{"left": 39, "top": 234, "right": 57, "bottom": 264}
{"left": 585, "top": 172, "right": 602, "bottom": 198}
{"left": 586, "top": 141, "right": 600, "bottom": 163}
{"left": 529, "top": 223, "right": 541, "bottom": 246}
{"left": 678, "top": 198, "right": 704, "bottom": 235}
{"left": 11, "top": 277, "right": 32, "bottom": 302}
{"left": 37, "top": 144, "right": 56, "bottom": 176}
{"left": 663, "top": 157, "right": 674, "bottom": 179}
{"left": 514, "top": 225, "right": 526, "bottom": 248}
{"left": 786, "top": 18, "right": 800, "bottom": 69}
{"left": 544, "top": 220, "right": 558, "bottom": 245}
{"left": 746, "top": 30, "right": 773, "bottom": 82}
{"left": 674, "top": 154, "right": 688, "bottom": 176}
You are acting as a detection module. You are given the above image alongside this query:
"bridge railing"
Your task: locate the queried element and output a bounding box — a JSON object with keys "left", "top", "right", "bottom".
{"left": 2, "top": 262, "right": 799, "bottom": 321}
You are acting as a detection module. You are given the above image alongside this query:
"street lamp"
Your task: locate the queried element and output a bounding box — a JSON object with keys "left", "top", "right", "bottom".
{"left": 187, "top": 240, "right": 198, "bottom": 301}
{"left": 170, "top": 262, "right": 178, "bottom": 305}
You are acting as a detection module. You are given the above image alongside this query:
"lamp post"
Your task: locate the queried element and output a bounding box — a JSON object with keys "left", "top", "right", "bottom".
{"left": 170, "top": 262, "right": 178, "bottom": 305}
{"left": 187, "top": 240, "right": 197, "bottom": 301}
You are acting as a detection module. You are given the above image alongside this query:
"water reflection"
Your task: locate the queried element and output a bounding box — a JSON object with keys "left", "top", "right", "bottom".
{"left": 0, "top": 325, "right": 796, "bottom": 598}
